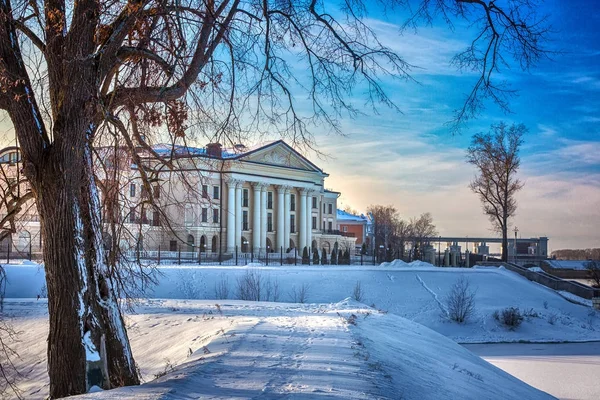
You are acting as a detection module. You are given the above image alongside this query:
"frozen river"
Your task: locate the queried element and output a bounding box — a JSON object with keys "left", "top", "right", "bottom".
{"left": 464, "top": 342, "right": 600, "bottom": 400}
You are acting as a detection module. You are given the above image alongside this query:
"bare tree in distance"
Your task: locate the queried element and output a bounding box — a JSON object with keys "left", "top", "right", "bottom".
{"left": 466, "top": 122, "right": 525, "bottom": 262}
{"left": 0, "top": 0, "right": 549, "bottom": 396}
{"left": 410, "top": 212, "right": 437, "bottom": 258}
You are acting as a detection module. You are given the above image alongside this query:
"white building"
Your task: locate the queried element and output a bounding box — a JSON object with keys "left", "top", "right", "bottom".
{"left": 110, "top": 140, "right": 355, "bottom": 257}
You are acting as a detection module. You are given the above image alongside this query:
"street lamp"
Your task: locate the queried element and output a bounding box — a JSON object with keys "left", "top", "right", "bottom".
{"left": 379, "top": 244, "right": 384, "bottom": 263}
{"left": 513, "top": 226, "right": 518, "bottom": 264}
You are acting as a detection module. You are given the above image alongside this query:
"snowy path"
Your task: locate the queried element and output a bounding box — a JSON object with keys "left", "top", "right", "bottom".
{"left": 80, "top": 304, "right": 388, "bottom": 399}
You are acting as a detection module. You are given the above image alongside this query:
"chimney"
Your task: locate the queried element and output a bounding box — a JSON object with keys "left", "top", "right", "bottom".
{"left": 206, "top": 143, "right": 222, "bottom": 158}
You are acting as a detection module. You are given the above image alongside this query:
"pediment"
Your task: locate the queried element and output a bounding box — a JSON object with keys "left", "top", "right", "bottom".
{"left": 239, "top": 142, "right": 322, "bottom": 173}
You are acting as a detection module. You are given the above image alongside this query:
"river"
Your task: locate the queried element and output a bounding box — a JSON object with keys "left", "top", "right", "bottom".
{"left": 464, "top": 342, "right": 600, "bottom": 400}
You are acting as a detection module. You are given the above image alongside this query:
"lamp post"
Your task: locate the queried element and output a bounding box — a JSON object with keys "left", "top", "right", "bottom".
{"left": 243, "top": 240, "right": 249, "bottom": 264}
{"left": 378, "top": 244, "right": 384, "bottom": 264}
{"left": 513, "top": 226, "right": 518, "bottom": 264}
{"left": 266, "top": 245, "right": 270, "bottom": 266}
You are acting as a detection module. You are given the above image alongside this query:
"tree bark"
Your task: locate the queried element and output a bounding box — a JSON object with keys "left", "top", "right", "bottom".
{"left": 31, "top": 138, "right": 139, "bottom": 398}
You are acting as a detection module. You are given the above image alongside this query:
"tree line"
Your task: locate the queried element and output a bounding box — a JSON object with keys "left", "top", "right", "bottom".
{"left": 551, "top": 249, "right": 600, "bottom": 261}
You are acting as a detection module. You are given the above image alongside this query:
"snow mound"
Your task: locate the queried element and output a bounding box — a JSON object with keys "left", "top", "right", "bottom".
{"left": 528, "top": 266, "right": 544, "bottom": 272}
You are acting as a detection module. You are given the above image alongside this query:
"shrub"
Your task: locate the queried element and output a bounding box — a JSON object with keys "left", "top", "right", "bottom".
{"left": 302, "top": 246, "right": 310, "bottom": 265}
{"left": 289, "top": 283, "right": 310, "bottom": 303}
{"left": 353, "top": 281, "right": 364, "bottom": 302}
{"left": 321, "top": 248, "right": 328, "bottom": 265}
{"left": 343, "top": 249, "right": 351, "bottom": 265}
{"left": 494, "top": 307, "right": 524, "bottom": 329}
{"left": 330, "top": 248, "right": 338, "bottom": 265}
{"left": 446, "top": 277, "right": 476, "bottom": 323}
{"left": 236, "top": 269, "right": 262, "bottom": 301}
{"left": 214, "top": 274, "right": 229, "bottom": 300}
{"left": 313, "top": 248, "right": 319, "bottom": 265}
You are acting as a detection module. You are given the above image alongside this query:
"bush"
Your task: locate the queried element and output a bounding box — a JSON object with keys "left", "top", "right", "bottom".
{"left": 330, "top": 248, "right": 338, "bottom": 265}
{"left": 214, "top": 274, "right": 229, "bottom": 300}
{"left": 353, "top": 281, "right": 364, "bottom": 302}
{"left": 446, "top": 277, "right": 476, "bottom": 323}
{"left": 289, "top": 283, "right": 310, "bottom": 303}
{"left": 313, "top": 248, "right": 319, "bottom": 265}
{"left": 301, "top": 246, "right": 310, "bottom": 265}
{"left": 321, "top": 248, "right": 328, "bottom": 265}
{"left": 236, "top": 269, "right": 262, "bottom": 301}
{"left": 493, "top": 307, "right": 524, "bottom": 329}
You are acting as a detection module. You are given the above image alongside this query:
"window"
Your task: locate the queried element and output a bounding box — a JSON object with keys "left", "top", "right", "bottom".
{"left": 141, "top": 209, "right": 148, "bottom": 224}
{"left": 267, "top": 213, "right": 273, "bottom": 232}
{"left": 343, "top": 226, "right": 348, "bottom": 233}
{"left": 312, "top": 196, "right": 317, "bottom": 209}
{"left": 312, "top": 216, "right": 317, "bottom": 230}
{"left": 242, "top": 189, "right": 249, "bottom": 207}
{"left": 328, "top": 221, "right": 333, "bottom": 231}
{"left": 201, "top": 207, "right": 208, "bottom": 223}
{"left": 267, "top": 192, "right": 273, "bottom": 209}
{"left": 169, "top": 240, "right": 177, "bottom": 252}
{"left": 153, "top": 184, "right": 160, "bottom": 199}
{"left": 242, "top": 210, "right": 249, "bottom": 230}
{"left": 202, "top": 185, "right": 208, "bottom": 199}
{"left": 213, "top": 186, "right": 220, "bottom": 200}
{"left": 129, "top": 183, "right": 136, "bottom": 197}
{"left": 328, "top": 204, "right": 333, "bottom": 214}
{"left": 290, "top": 215, "right": 295, "bottom": 233}
{"left": 129, "top": 207, "right": 136, "bottom": 222}
{"left": 322, "top": 221, "right": 326, "bottom": 230}
{"left": 290, "top": 194, "right": 296, "bottom": 211}
{"left": 322, "top": 203, "right": 325, "bottom": 213}
{"left": 185, "top": 205, "right": 194, "bottom": 226}
{"left": 152, "top": 211, "right": 160, "bottom": 226}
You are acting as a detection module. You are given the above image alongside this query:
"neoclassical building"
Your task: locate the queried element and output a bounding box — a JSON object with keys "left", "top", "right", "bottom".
{"left": 110, "top": 140, "right": 355, "bottom": 257}
{"left": 0, "top": 141, "right": 355, "bottom": 259}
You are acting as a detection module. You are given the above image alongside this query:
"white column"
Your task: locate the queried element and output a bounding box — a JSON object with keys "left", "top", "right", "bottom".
{"left": 276, "top": 186, "right": 285, "bottom": 251}
{"left": 260, "top": 184, "right": 268, "bottom": 253}
{"left": 235, "top": 182, "right": 242, "bottom": 251}
{"left": 226, "top": 180, "right": 236, "bottom": 253}
{"left": 252, "top": 183, "right": 261, "bottom": 254}
{"left": 299, "top": 189, "right": 307, "bottom": 250}
{"left": 284, "top": 188, "right": 291, "bottom": 251}
{"left": 306, "top": 191, "right": 313, "bottom": 250}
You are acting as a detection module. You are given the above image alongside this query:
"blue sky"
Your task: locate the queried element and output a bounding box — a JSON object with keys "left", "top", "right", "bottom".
{"left": 313, "top": 0, "right": 600, "bottom": 251}
{"left": 0, "top": 0, "right": 596, "bottom": 251}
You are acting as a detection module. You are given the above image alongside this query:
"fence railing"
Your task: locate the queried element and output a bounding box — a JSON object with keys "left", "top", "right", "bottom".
{"left": 122, "top": 246, "right": 382, "bottom": 266}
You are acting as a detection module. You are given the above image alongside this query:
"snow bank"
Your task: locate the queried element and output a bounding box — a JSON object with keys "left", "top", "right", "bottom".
{"left": 5, "top": 262, "right": 600, "bottom": 343}
{"left": 6, "top": 300, "right": 553, "bottom": 400}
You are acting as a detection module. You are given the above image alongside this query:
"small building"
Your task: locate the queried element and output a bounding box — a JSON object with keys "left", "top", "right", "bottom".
{"left": 336, "top": 209, "right": 368, "bottom": 252}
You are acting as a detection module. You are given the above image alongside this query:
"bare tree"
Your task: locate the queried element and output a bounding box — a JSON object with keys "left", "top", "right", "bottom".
{"left": 0, "top": 0, "right": 548, "bottom": 396}
{"left": 467, "top": 122, "right": 525, "bottom": 262}
{"left": 410, "top": 212, "right": 437, "bottom": 259}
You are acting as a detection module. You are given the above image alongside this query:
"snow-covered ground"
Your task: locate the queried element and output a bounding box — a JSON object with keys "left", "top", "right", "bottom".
{"left": 6, "top": 261, "right": 600, "bottom": 343}
{"left": 5, "top": 260, "right": 600, "bottom": 399}
{"left": 4, "top": 299, "right": 552, "bottom": 399}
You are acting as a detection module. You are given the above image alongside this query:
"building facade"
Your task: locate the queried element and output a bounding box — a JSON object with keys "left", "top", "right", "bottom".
{"left": 336, "top": 209, "right": 369, "bottom": 250}
{"left": 0, "top": 141, "right": 355, "bottom": 259}
{"left": 107, "top": 140, "right": 356, "bottom": 257}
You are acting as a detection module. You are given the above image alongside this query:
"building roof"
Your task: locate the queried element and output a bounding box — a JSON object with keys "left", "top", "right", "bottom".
{"left": 150, "top": 140, "right": 325, "bottom": 174}
{"left": 336, "top": 209, "right": 368, "bottom": 223}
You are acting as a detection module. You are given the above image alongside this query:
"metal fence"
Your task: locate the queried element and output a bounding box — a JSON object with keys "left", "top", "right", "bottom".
{"left": 123, "top": 246, "right": 382, "bottom": 267}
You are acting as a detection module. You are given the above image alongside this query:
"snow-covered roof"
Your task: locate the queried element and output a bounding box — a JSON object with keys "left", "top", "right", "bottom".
{"left": 336, "top": 209, "right": 367, "bottom": 223}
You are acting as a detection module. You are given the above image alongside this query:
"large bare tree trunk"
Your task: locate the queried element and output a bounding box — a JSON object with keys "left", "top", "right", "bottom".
{"left": 31, "top": 138, "right": 139, "bottom": 397}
